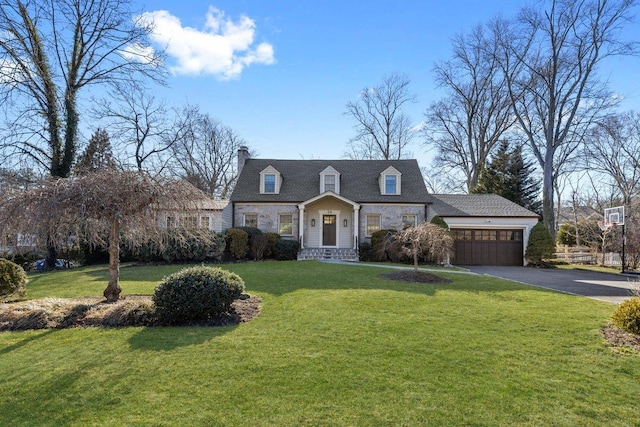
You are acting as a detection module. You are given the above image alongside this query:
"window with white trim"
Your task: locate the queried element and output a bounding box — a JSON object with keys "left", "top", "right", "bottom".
{"left": 366, "top": 215, "right": 381, "bottom": 236}
{"left": 401, "top": 215, "right": 417, "bottom": 228}
{"left": 385, "top": 175, "right": 397, "bottom": 194}
{"left": 279, "top": 214, "right": 293, "bottom": 235}
{"left": 324, "top": 174, "right": 336, "bottom": 192}
{"left": 244, "top": 214, "right": 258, "bottom": 228}
{"left": 379, "top": 166, "right": 402, "bottom": 195}
{"left": 264, "top": 174, "right": 276, "bottom": 193}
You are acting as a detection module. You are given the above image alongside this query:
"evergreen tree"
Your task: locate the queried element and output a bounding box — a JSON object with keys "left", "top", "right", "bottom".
{"left": 75, "top": 129, "right": 116, "bottom": 174}
{"left": 472, "top": 140, "right": 542, "bottom": 214}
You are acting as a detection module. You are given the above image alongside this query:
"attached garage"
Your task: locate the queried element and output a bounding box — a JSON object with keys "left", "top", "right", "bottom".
{"left": 427, "top": 194, "right": 540, "bottom": 266}
{"left": 450, "top": 229, "right": 524, "bottom": 266}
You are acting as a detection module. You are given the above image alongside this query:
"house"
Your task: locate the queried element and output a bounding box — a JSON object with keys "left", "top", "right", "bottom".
{"left": 229, "top": 148, "right": 540, "bottom": 265}
{"left": 159, "top": 199, "right": 231, "bottom": 233}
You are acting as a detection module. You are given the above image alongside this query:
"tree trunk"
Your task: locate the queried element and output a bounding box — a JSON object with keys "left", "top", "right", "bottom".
{"left": 103, "top": 218, "right": 122, "bottom": 302}
{"left": 542, "top": 154, "right": 556, "bottom": 241}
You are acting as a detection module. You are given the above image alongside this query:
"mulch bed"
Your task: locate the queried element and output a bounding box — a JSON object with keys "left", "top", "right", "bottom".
{"left": 602, "top": 324, "right": 640, "bottom": 353}
{"left": 0, "top": 294, "right": 261, "bottom": 331}
{"left": 379, "top": 270, "right": 452, "bottom": 284}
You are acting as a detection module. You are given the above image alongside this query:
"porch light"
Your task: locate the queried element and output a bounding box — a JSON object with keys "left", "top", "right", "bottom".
{"left": 311, "top": 218, "right": 316, "bottom": 227}
{"left": 343, "top": 219, "right": 348, "bottom": 227}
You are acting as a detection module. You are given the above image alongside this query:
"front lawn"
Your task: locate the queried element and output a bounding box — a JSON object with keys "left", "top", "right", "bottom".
{"left": 1, "top": 261, "right": 639, "bottom": 426}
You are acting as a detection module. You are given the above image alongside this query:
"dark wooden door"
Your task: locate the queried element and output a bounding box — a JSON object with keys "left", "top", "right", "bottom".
{"left": 323, "top": 215, "right": 336, "bottom": 246}
{"left": 452, "top": 229, "right": 523, "bottom": 265}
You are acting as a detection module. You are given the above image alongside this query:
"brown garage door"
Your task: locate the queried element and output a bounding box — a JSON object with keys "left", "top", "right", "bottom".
{"left": 451, "top": 229, "right": 523, "bottom": 266}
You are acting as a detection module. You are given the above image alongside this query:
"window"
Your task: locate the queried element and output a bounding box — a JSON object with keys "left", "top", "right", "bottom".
{"left": 200, "top": 216, "right": 210, "bottom": 229}
{"left": 324, "top": 175, "right": 336, "bottom": 192}
{"left": 279, "top": 214, "right": 293, "bottom": 235}
{"left": 451, "top": 230, "right": 472, "bottom": 241}
{"left": 499, "top": 230, "right": 523, "bottom": 241}
{"left": 244, "top": 214, "right": 258, "bottom": 228}
{"left": 366, "top": 215, "right": 381, "bottom": 236}
{"left": 477, "top": 230, "right": 497, "bottom": 241}
{"left": 385, "top": 175, "right": 397, "bottom": 194}
{"left": 401, "top": 215, "right": 417, "bottom": 228}
{"left": 179, "top": 216, "right": 198, "bottom": 228}
{"left": 264, "top": 174, "right": 276, "bottom": 193}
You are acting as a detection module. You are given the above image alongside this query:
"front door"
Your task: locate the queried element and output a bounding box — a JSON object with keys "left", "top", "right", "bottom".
{"left": 323, "top": 215, "right": 336, "bottom": 246}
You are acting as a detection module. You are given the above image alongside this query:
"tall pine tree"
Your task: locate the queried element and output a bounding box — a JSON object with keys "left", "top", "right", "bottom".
{"left": 472, "top": 140, "right": 542, "bottom": 214}
{"left": 75, "top": 129, "right": 117, "bottom": 174}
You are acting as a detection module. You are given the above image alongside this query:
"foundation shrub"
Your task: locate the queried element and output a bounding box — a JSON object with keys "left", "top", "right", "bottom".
{"left": 226, "top": 228, "right": 249, "bottom": 260}
{"left": 275, "top": 239, "right": 300, "bottom": 260}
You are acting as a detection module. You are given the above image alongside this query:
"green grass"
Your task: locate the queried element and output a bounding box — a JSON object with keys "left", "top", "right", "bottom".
{"left": 2, "top": 261, "right": 639, "bottom": 426}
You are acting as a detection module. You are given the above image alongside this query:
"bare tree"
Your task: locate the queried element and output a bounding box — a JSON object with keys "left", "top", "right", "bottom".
{"left": 0, "top": 0, "right": 163, "bottom": 178}
{"left": 170, "top": 111, "right": 249, "bottom": 199}
{"left": 344, "top": 73, "right": 417, "bottom": 160}
{"left": 493, "top": 0, "right": 636, "bottom": 237}
{"left": 387, "top": 222, "right": 453, "bottom": 272}
{"left": 91, "top": 83, "right": 192, "bottom": 173}
{"left": 423, "top": 25, "right": 515, "bottom": 191}
{"left": 0, "top": 170, "right": 208, "bottom": 301}
{"left": 582, "top": 111, "right": 640, "bottom": 207}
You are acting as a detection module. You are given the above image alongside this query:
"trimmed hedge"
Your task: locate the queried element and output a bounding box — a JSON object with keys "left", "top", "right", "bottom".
{"left": 0, "top": 258, "right": 28, "bottom": 301}
{"left": 275, "top": 239, "right": 300, "bottom": 261}
{"left": 153, "top": 266, "right": 245, "bottom": 325}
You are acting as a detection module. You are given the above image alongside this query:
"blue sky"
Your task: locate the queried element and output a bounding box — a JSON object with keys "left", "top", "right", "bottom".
{"left": 134, "top": 0, "right": 640, "bottom": 169}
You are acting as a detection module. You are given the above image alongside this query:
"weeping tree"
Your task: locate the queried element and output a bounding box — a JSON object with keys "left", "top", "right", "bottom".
{"left": 388, "top": 222, "right": 453, "bottom": 272}
{"left": 0, "top": 169, "right": 209, "bottom": 301}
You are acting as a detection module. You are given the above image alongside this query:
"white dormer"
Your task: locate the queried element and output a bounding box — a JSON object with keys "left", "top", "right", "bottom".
{"left": 379, "top": 166, "right": 401, "bottom": 195}
{"left": 319, "top": 165, "right": 341, "bottom": 194}
{"left": 260, "top": 165, "right": 282, "bottom": 194}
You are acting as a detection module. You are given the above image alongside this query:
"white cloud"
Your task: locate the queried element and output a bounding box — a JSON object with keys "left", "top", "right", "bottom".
{"left": 139, "top": 7, "right": 275, "bottom": 79}
{"left": 120, "top": 42, "right": 157, "bottom": 64}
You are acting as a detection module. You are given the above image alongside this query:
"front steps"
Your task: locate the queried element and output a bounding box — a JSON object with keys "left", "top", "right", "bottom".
{"left": 298, "top": 248, "right": 358, "bottom": 262}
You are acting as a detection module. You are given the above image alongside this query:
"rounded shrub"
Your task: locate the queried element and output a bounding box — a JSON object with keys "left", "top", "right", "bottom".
{"left": 0, "top": 258, "right": 28, "bottom": 301}
{"left": 611, "top": 297, "right": 640, "bottom": 335}
{"left": 153, "top": 266, "right": 245, "bottom": 325}
{"left": 526, "top": 222, "right": 555, "bottom": 265}
{"left": 226, "top": 228, "right": 249, "bottom": 260}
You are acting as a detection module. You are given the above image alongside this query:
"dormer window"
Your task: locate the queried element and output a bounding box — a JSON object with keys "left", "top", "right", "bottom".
{"left": 264, "top": 174, "right": 276, "bottom": 193}
{"left": 385, "top": 175, "right": 397, "bottom": 194}
{"left": 380, "top": 166, "right": 402, "bottom": 195}
{"left": 260, "top": 166, "right": 282, "bottom": 194}
{"left": 320, "top": 166, "right": 340, "bottom": 194}
{"left": 324, "top": 175, "right": 336, "bottom": 192}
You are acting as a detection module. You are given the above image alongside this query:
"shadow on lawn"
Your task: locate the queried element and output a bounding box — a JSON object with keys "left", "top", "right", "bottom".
{"left": 128, "top": 325, "right": 238, "bottom": 351}
{"left": 0, "top": 329, "right": 57, "bottom": 355}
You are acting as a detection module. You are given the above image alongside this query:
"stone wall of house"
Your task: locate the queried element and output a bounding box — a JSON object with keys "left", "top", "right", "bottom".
{"left": 359, "top": 204, "right": 426, "bottom": 240}
{"left": 233, "top": 203, "right": 299, "bottom": 238}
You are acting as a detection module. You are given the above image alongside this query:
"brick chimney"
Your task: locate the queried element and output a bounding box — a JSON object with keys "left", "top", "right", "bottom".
{"left": 237, "top": 146, "right": 250, "bottom": 175}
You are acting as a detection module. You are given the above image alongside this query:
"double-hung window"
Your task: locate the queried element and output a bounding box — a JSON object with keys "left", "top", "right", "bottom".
{"left": 264, "top": 174, "right": 276, "bottom": 193}
{"left": 366, "top": 215, "right": 381, "bottom": 236}
{"left": 385, "top": 175, "right": 397, "bottom": 194}
{"left": 324, "top": 175, "right": 336, "bottom": 192}
{"left": 279, "top": 214, "right": 293, "bottom": 236}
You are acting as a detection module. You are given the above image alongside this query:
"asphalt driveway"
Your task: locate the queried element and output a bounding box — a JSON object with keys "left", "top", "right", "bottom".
{"left": 465, "top": 266, "right": 638, "bottom": 303}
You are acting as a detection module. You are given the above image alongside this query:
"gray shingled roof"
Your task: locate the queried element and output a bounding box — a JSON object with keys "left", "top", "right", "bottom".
{"left": 231, "top": 159, "right": 429, "bottom": 203}
{"left": 428, "top": 194, "right": 539, "bottom": 218}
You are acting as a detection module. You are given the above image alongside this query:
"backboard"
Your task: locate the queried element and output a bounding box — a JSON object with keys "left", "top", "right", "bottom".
{"left": 604, "top": 206, "right": 625, "bottom": 226}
